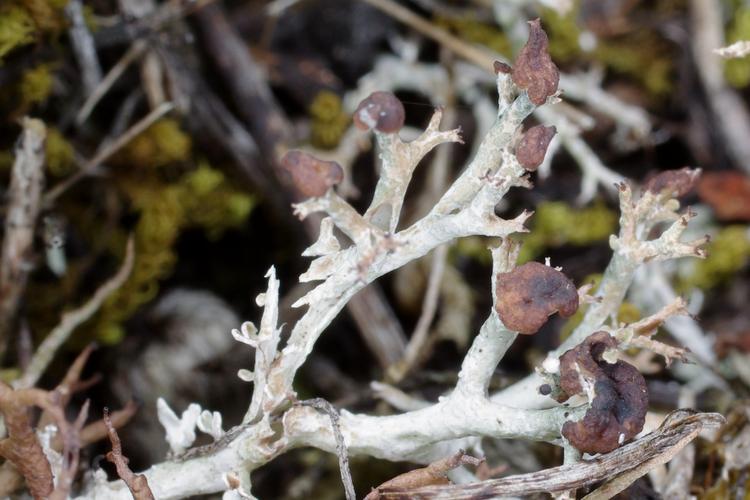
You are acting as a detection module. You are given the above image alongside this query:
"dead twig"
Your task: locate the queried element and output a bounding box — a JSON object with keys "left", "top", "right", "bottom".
{"left": 76, "top": 40, "right": 147, "bottom": 124}
{"left": 65, "top": 0, "right": 103, "bottom": 96}
{"left": 49, "top": 400, "right": 90, "bottom": 500}
{"left": 0, "top": 346, "right": 138, "bottom": 498}
{"left": 365, "top": 450, "right": 483, "bottom": 500}
{"left": 104, "top": 408, "right": 155, "bottom": 500}
{"left": 0, "top": 384, "right": 55, "bottom": 499}
{"left": 347, "top": 285, "right": 407, "bottom": 368}
{"left": 0, "top": 118, "right": 46, "bottom": 360}
{"left": 376, "top": 411, "right": 724, "bottom": 499}
{"left": 44, "top": 102, "right": 174, "bottom": 204}
{"left": 296, "top": 398, "right": 356, "bottom": 500}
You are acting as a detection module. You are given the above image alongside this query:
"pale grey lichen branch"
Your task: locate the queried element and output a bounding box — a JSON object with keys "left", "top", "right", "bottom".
{"left": 365, "top": 108, "right": 463, "bottom": 232}
{"left": 75, "top": 61, "right": 567, "bottom": 500}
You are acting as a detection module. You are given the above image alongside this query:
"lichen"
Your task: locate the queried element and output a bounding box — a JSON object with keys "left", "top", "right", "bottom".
{"left": 560, "top": 273, "right": 641, "bottom": 341}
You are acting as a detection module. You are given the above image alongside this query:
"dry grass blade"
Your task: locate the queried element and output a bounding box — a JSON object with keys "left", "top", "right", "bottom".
{"left": 376, "top": 411, "right": 724, "bottom": 499}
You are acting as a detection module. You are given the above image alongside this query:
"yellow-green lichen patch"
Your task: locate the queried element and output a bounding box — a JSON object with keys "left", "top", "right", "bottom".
{"left": 22, "top": 0, "right": 68, "bottom": 34}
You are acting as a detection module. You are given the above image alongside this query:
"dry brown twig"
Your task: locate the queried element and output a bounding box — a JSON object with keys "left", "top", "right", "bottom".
{"left": 104, "top": 408, "right": 155, "bottom": 500}
{"left": 375, "top": 411, "right": 723, "bottom": 499}
{"left": 0, "top": 346, "right": 139, "bottom": 498}
{"left": 0, "top": 384, "right": 56, "bottom": 499}
{"left": 365, "top": 450, "right": 484, "bottom": 500}
{"left": 44, "top": 103, "right": 174, "bottom": 204}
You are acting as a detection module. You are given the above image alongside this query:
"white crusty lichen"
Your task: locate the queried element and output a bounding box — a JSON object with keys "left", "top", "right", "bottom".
{"left": 76, "top": 24, "right": 713, "bottom": 500}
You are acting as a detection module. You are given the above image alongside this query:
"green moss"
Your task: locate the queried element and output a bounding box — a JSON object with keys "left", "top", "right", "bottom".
{"left": 725, "top": 7, "right": 750, "bottom": 87}
{"left": 182, "top": 162, "right": 225, "bottom": 195}
{"left": 309, "top": 90, "right": 350, "bottom": 149}
{"left": 94, "top": 185, "right": 185, "bottom": 343}
{"left": 45, "top": 127, "right": 75, "bottom": 176}
{"left": 680, "top": 225, "right": 750, "bottom": 290}
{"left": 452, "top": 236, "right": 497, "bottom": 265}
{"left": 540, "top": 5, "right": 582, "bottom": 63}
{"left": 0, "top": 6, "right": 35, "bottom": 61}
{"left": 434, "top": 15, "right": 513, "bottom": 57}
{"left": 22, "top": 0, "right": 67, "bottom": 34}
{"left": 594, "top": 38, "right": 673, "bottom": 96}
{"left": 19, "top": 64, "right": 54, "bottom": 105}
{"left": 180, "top": 162, "right": 256, "bottom": 239}
{"left": 120, "top": 118, "right": 192, "bottom": 168}
{"left": 519, "top": 201, "right": 617, "bottom": 262}
{"left": 0, "top": 149, "right": 14, "bottom": 171}
{"left": 0, "top": 368, "right": 21, "bottom": 383}
{"left": 91, "top": 162, "right": 255, "bottom": 343}
{"left": 226, "top": 192, "right": 255, "bottom": 221}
